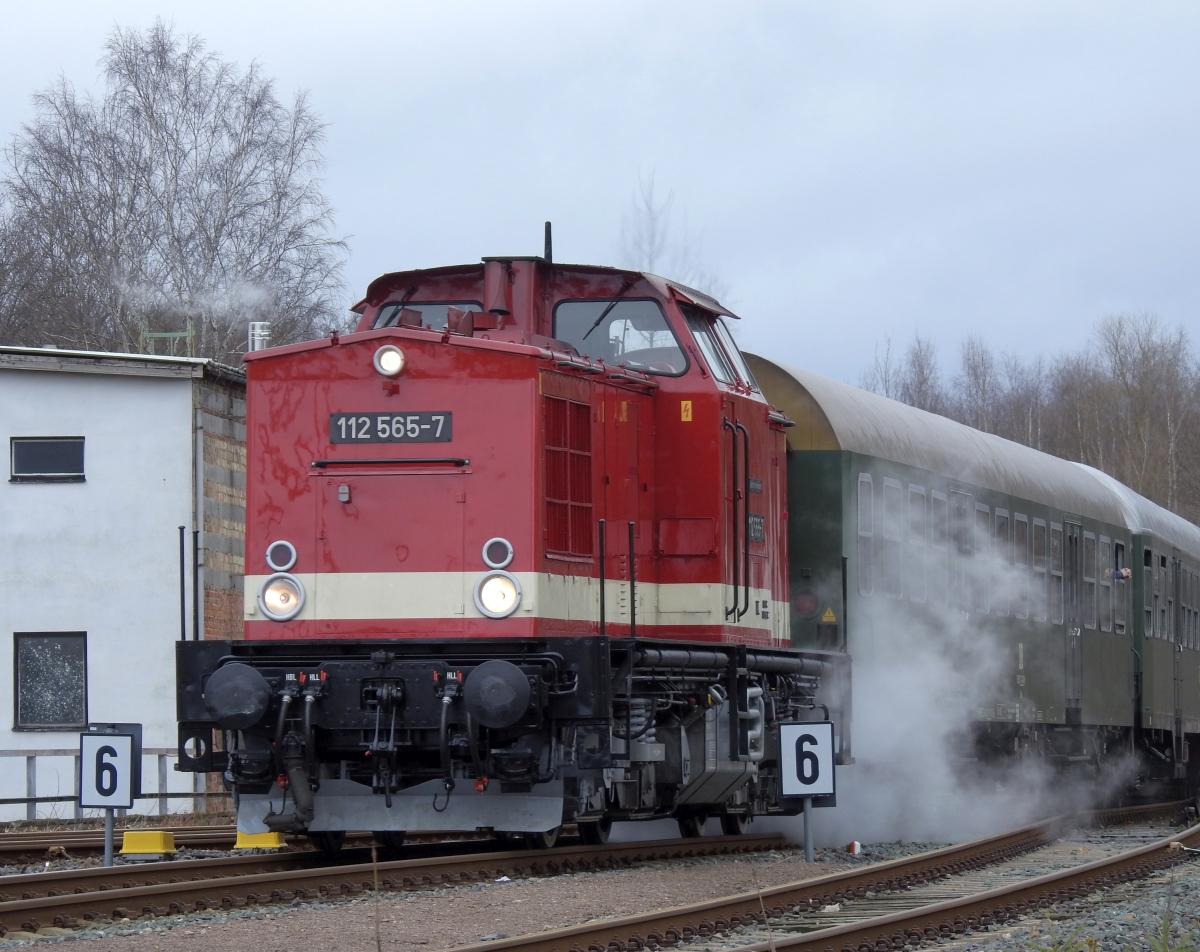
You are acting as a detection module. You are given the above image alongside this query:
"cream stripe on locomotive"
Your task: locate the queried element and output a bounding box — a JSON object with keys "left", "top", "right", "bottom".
{"left": 245, "top": 572, "right": 790, "bottom": 643}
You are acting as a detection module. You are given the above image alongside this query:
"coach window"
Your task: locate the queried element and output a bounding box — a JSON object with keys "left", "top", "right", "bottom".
{"left": 554, "top": 299, "right": 687, "bottom": 375}
{"left": 1083, "top": 531, "right": 1097, "bottom": 630}
{"left": 1166, "top": 557, "right": 1175, "bottom": 642}
{"left": 951, "top": 491, "right": 973, "bottom": 611}
{"left": 994, "top": 509, "right": 1011, "bottom": 617}
{"left": 1033, "top": 518, "right": 1048, "bottom": 622}
{"left": 931, "top": 491, "right": 949, "bottom": 606}
{"left": 858, "top": 475, "right": 873, "bottom": 596}
{"left": 1014, "top": 515, "right": 1029, "bottom": 620}
{"left": 974, "top": 504, "right": 991, "bottom": 614}
{"left": 881, "top": 478, "right": 903, "bottom": 598}
{"left": 10, "top": 437, "right": 85, "bottom": 483}
{"left": 1160, "top": 555, "right": 1169, "bottom": 638}
{"left": 14, "top": 632, "right": 87, "bottom": 730}
{"left": 1050, "top": 523, "right": 1064, "bottom": 625}
{"left": 1098, "top": 537, "right": 1113, "bottom": 632}
{"left": 1114, "top": 542, "right": 1127, "bottom": 634}
{"left": 1144, "top": 549, "right": 1155, "bottom": 637}
{"left": 907, "top": 485, "right": 927, "bottom": 603}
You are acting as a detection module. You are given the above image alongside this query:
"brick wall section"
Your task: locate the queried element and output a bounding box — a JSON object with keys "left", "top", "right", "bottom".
{"left": 196, "top": 368, "right": 247, "bottom": 641}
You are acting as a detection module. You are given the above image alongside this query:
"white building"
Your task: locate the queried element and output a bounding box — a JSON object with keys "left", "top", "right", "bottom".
{"left": 0, "top": 347, "right": 245, "bottom": 821}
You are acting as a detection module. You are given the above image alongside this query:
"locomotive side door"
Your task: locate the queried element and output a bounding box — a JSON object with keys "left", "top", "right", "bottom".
{"left": 1065, "top": 521, "right": 1083, "bottom": 721}
{"left": 599, "top": 385, "right": 652, "bottom": 632}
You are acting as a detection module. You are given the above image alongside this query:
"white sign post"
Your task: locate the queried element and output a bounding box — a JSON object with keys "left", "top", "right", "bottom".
{"left": 779, "top": 722, "right": 836, "bottom": 863}
{"left": 80, "top": 732, "right": 136, "bottom": 866}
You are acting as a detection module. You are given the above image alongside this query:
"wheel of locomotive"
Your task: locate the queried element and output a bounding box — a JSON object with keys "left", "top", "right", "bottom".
{"left": 677, "top": 814, "right": 706, "bottom": 838}
{"left": 373, "top": 830, "right": 406, "bottom": 851}
{"left": 526, "top": 826, "right": 561, "bottom": 849}
{"left": 307, "top": 830, "right": 346, "bottom": 855}
{"left": 578, "top": 816, "right": 612, "bottom": 845}
{"left": 720, "top": 812, "right": 750, "bottom": 836}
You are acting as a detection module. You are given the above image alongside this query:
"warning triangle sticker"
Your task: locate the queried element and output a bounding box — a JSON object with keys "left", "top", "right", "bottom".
{"left": 821, "top": 607, "right": 836, "bottom": 623}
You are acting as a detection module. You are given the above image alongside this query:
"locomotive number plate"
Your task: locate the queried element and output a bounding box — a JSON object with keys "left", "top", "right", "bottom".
{"left": 330, "top": 412, "right": 453, "bottom": 443}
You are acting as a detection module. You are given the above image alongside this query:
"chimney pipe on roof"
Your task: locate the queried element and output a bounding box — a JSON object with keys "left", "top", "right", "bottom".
{"left": 248, "top": 321, "right": 270, "bottom": 352}
{"left": 544, "top": 221, "right": 553, "bottom": 265}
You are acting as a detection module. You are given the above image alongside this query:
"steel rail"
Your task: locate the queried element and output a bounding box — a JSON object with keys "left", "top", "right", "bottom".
{"left": 0, "top": 833, "right": 782, "bottom": 938}
{"left": 0, "top": 826, "right": 490, "bottom": 861}
{"left": 446, "top": 800, "right": 1188, "bottom": 952}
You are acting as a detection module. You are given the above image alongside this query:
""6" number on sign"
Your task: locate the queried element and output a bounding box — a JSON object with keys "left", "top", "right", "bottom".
{"left": 778, "top": 722, "right": 836, "bottom": 798}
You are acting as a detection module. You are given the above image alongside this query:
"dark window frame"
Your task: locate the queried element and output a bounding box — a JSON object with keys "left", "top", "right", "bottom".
{"left": 10, "top": 437, "right": 86, "bottom": 483}
{"left": 13, "top": 631, "right": 88, "bottom": 730}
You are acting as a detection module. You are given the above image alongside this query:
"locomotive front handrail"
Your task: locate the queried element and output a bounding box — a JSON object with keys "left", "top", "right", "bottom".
{"left": 310, "top": 457, "right": 469, "bottom": 467}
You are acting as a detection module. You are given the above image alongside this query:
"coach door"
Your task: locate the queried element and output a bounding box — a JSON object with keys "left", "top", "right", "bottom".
{"left": 1065, "top": 522, "right": 1083, "bottom": 721}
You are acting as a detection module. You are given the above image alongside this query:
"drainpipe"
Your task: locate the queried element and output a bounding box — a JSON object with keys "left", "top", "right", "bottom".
{"left": 194, "top": 405, "right": 205, "bottom": 639}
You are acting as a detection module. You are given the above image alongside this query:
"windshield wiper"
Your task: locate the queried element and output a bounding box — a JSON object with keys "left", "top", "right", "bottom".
{"left": 582, "top": 280, "right": 634, "bottom": 340}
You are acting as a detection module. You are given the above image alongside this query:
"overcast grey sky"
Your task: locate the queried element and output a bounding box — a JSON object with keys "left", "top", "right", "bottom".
{"left": 2, "top": 2, "right": 1197, "bottom": 381}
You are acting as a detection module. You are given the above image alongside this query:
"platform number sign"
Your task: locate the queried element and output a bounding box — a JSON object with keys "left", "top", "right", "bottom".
{"left": 79, "top": 732, "right": 135, "bottom": 809}
{"left": 779, "top": 722, "right": 836, "bottom": 798}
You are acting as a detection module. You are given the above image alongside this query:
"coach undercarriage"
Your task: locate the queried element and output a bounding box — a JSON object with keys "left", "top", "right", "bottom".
{"left": 177, "top": 638, "right": 835, "bottom": 843}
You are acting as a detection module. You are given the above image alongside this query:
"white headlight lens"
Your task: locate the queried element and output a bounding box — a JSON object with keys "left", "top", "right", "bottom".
{"left": 258, "top": 573, "right": 306, "bottom": 621}
{"left": 473, "top": 571, "right": 521, "bottom": 618}
{"left": 373, "top": 345, "right": 405, "bottom": 377}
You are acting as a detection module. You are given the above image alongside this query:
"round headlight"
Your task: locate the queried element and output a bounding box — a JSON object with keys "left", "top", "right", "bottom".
{"left": 265, "top": 540, "right": 297, "bottom": 572}
{"left": 258, "top": 573, "right": 306, "bottom": 621}
{"left": 482, "top": 537, "right": 514, "bottom": 569}
{"left": 473, "top": 571, "right": 522, "bottom": 618}
{"left": 373, "top": 345, "right": 406, "bottom": 377}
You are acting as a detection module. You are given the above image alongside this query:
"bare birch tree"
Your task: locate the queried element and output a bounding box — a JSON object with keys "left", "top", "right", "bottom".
{"left": 0, "top": 22, "right": 347, "bottom": 362}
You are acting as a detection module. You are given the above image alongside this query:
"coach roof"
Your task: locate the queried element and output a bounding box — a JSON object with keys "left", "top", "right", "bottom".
{"left": 746, "top": 353, "right": 1130, "bottom": 528}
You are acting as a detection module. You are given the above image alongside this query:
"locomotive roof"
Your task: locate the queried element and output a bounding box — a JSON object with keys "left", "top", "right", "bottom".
{"left": 747, "top": 354, "right": 1200, "bottom": 557}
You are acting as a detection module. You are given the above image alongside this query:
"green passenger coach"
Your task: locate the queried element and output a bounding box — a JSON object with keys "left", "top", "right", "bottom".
{"left": 747, "top": 354, "right": 1200, "bottom": 791}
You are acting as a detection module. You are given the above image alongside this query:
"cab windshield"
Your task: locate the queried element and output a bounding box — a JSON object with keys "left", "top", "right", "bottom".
{"left": 682, "top": 305, "right": 758, "bottom": 390}
{"left": 553, "top": 299, "right": 687, "bottom": 375}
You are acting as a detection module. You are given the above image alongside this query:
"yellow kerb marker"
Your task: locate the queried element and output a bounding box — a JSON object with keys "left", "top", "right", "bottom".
{"left": 681, "top": 400, "right": 693, "bottom": 422}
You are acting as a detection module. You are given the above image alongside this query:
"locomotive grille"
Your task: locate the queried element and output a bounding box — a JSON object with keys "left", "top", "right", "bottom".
{"left": 544, "top": 395, "right": 593, "bottom": 557}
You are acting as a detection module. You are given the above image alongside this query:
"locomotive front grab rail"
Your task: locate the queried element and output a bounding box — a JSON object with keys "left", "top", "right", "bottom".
{"left": 310, "top": 457, "right": 469, "bottom": 468}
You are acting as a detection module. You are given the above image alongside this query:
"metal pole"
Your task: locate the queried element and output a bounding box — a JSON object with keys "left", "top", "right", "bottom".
{"left": 192, "top": 529, "right": 201, "bottom": 640}
{"left": 25, "top": 756, "right": 35, "bottom": 822}
{"left": 628, "top": 521, "right": 636, "bottom": 639}
{"left": 179, "top": 526, "right": 187, "bottom": 641}
{"left": 803, "top": 796, "right": 814, "bottom": 863}
{"left": 103, "top": 808, "right": 114, "bottom": 867}
{"left": 598, "top": 519, "right": 606, "bottom": 637}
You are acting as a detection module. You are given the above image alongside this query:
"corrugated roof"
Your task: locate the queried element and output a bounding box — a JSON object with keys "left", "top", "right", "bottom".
{"left": 746, "top": 354, "right": 1133, "bottom": 531}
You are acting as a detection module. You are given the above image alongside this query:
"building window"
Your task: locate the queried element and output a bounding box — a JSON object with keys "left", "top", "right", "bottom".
{"left": 10, "top": 437, "right": 85, "bottom": 483}
{"left": 907, "top": 485, "right": 926, "bottom": 603}
{"left": 857, "top": 475, "right": 873, "bottom": 596}
{"left": 14, "top": 632, "right": 87, "bottom": 729}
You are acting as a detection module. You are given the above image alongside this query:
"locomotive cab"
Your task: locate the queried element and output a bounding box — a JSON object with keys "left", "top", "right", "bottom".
{"left": 176, "top": 255, "right": 845, "bottom": 845}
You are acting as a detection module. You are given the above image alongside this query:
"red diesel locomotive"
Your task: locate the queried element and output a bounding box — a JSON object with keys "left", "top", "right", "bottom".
{"left": 177, "top": 241, "right": 841, "bottom": 847}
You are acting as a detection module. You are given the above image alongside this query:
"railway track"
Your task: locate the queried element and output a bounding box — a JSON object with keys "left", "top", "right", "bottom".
{"left": 444, "top": 801, "right": 1192, "bottom": 952}
{"left": 0, "top": 825, "right": 492, "bottom": 862}
{"left": 0, "top": 832, "right": 782, "bottom": 938}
